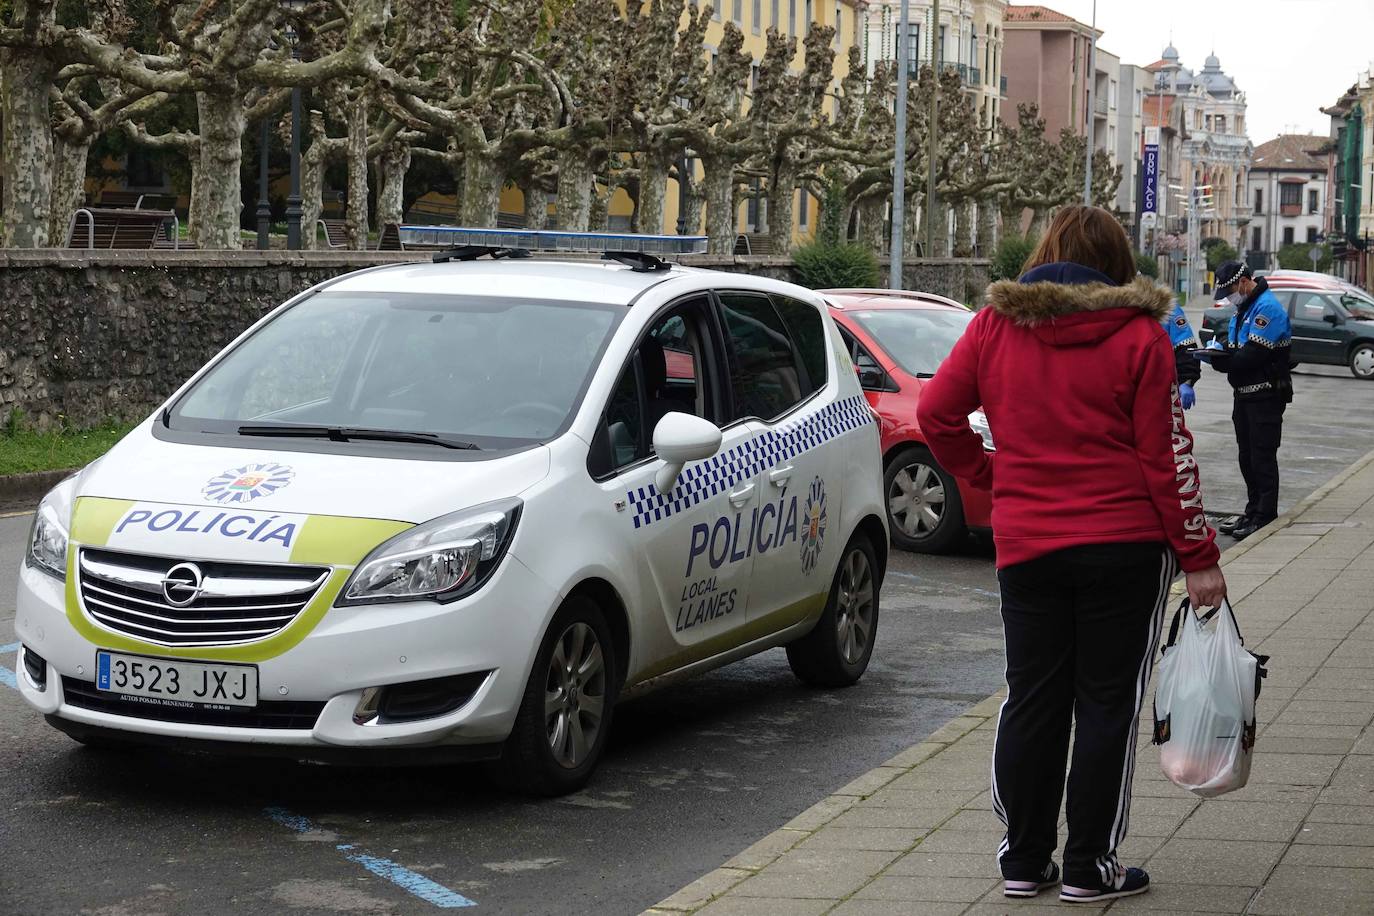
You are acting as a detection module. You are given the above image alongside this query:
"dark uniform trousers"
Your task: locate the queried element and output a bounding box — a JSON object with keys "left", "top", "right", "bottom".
{"left": 1233, "top": 397, "right": 1286, "bottom": 523}
{"left": 992, "top": 543, "right": 1178, "bottom": 889}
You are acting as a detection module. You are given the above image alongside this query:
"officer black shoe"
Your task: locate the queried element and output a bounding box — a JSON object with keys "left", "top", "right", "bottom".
{"left": 1232, "top": 517, "right": 1273, "bottom": 540}
{"left": 1217, "top": 514, "right": 1247, "bottom": 536}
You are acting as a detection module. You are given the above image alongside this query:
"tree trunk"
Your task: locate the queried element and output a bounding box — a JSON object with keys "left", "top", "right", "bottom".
{"left": 855, "top": 193, "right": 886, "bottom": 256}
{"left": 300, "top": 138, "right": 330, "bottom": 251}
{"left": 701, "top": 155, "right": 737, "bottom": 256}
{"left": 768, "top": 162, "right": 799, "bottom": 256}
{"left": 588, "top": 179, "right": 612, "bottom": 231}
{"left": 193, "top": 89, "right": 247, "bottom": 249}
{"left": 976, "top": 198, "right": 998, "bottom": 256}
{"left": 1, "top": 41, "right": 57, "bottom": 247}
{"left": 931, "top": 196, "right": 951, "bottom": 258}
{"left": 1028, "top": 206, "right": 1049, "bottom": 239}
{"left": 903, "top": 189, "right": 921, "bottom": 260}
{"left": 634, "top": 150, "right": 670, "bottom": 234}
{"left": 49, "top": 135, "right": 93, "bottom": 244}
{"left": 376, "top": 142, "right": 410, "bottom": 228}
{"left": 345, "top": 95, "right": 369, "bottom": 250}
{"left": 555, "top": 149, "right": 595, "bottom": 233}
{"left": 523, "top": 184, "right": 548, "bottom": 229}
{"left": 460, "top": 154, "right": 502, "bottom": 226}
{"left": 953, "top": 200, "right": 974, "bottom": 257}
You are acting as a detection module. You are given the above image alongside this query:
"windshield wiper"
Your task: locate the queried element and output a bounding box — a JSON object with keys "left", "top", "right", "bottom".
{"left": 237, "top": 424, "right": 480, "bottom": 450}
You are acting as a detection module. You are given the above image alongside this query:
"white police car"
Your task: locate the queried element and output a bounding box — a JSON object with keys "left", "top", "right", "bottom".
{"left": 16, "top": 229, "right": 887, "bottom": 794}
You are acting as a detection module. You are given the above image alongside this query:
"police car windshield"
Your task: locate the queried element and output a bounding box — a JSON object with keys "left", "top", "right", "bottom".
{"left": 170, "top": 291, "right": 621, "bottom": 448}
{"left": 850, "top": 309, "right": 973, "bottom": 378}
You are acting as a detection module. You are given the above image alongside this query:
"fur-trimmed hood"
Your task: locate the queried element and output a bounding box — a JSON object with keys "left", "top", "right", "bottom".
{"left": 984, "top": 263, "right": 1174, "bottom": 348}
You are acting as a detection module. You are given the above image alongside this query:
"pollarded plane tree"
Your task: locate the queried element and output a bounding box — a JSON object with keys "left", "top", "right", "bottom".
{"left": 0, "top": 0, "right": 401, "bottom": 249}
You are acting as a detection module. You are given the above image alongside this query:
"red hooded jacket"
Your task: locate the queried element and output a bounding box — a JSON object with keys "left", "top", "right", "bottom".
{"left": 916, "top": 263, "right": 1220, "bottom": 573}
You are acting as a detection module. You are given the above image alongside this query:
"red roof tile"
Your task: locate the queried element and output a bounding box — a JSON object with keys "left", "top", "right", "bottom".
{"left": 1251, "top": 134, "right": 1329, "bottom": 172}
{"left": 1005, "top": 5, "right": 1078, "bottom": 23}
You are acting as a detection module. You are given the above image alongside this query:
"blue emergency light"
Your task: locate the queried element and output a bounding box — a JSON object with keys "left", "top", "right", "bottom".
{"left": 399, "top": 225, "right": 709, "bottom": 256}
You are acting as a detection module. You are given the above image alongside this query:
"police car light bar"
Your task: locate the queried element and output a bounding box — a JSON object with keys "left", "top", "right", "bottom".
{"left": 401, "top": 225, "right": 709, "bottom": 257}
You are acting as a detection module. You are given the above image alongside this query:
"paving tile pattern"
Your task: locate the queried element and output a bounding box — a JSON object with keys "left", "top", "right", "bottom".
{"left": 645, "top": 452, "right": 1374, "bottom": 916}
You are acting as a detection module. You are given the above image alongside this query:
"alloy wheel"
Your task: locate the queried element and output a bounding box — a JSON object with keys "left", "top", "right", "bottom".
{"left": 544, "top": 622, "right": 606, "bottom": 769}
{"left": 888, "top": 461, "right": 946, "bottom": 538}
{"left": 834, "top": 548, "right": 875, "bottom": 665}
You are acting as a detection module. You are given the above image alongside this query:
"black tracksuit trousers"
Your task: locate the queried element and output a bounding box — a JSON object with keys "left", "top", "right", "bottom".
{"left": 993, "top": 542, "right": 1178, "bottom": 889}
{"left": 1233, "top": 397, "right": 1286, "bottom": 523}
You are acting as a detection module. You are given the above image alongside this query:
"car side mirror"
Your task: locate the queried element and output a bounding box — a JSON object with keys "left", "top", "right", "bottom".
{"left": 857, "top": 365, "right": 887, "bottom": 389}
{"left": 1324, "top": 313, "right": 1343, "bottom": 326}
{"left": 653, "top": 412, "right": 722, "bottom": 493}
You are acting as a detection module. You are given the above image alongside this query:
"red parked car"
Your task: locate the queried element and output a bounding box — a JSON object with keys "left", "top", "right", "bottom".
{"left": 822, "top": 289, "right": 994, "bottom": 553}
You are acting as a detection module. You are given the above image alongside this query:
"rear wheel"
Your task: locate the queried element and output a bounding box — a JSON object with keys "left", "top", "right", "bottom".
{"left": 493, "top": 596, "right": 618, "bottom": 796}
{"left": 1350, "top": 343, "right": 1374, "bottom": 380}
{"left": 884, "top": 446, "right": 966, "bottom": 553}
{"left": 786, "top": 533, "right": 880, "bottom": 688}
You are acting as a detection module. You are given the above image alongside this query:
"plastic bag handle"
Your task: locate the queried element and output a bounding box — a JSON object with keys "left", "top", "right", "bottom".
{"left": 1163, "top": 598, "right": 1222, "bottom": 652}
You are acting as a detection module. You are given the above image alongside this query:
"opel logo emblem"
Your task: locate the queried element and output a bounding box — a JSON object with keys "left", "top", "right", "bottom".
{"left": 161, "top": 562, "right": 205, "bottom": 607}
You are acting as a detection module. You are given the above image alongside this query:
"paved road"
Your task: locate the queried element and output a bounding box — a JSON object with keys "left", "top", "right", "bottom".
{"left": 1, "top": 362, "right": 1371, "bottom": 915}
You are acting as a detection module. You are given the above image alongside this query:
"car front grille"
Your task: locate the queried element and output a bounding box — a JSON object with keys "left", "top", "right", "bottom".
{"left": 61, "top": 677, "right": 325, "bottom": 729}
{"left": 77, "top": 548, "right": 329, "bottom": 648}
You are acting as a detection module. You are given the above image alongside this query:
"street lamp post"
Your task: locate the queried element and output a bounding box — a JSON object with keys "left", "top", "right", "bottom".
{"left": 283, "top": 1, "right": 305, "bottom": 250}
{"left": 890, "top": 0, "right": 910, "bottom": 288}
{"left": 924, "top": 0, "right": 941, "bottom": 258}
{"left": 676, "top": 156, "right": 690, "bottom": 235}
{"left": 1083, "top": 0, "right": 1097, "bottom": 205}
{"left": 256, "top": 119, "right": 271, "bottom": 250}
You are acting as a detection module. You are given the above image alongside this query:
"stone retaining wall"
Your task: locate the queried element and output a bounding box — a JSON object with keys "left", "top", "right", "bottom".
{"left": 0, "top": 250, "right": 989, "bottom": 428}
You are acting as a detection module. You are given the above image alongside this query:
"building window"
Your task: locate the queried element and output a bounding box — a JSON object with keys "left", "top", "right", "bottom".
{"left": 753, "top": 0, "right": 761, "bottom": 32}
{"left": 1254, "top": 188, "right": 1262, "bottom": 214}
{"left": 772, "top": 0, "right": 779, "bottom": 28}
{"left": 1252, "top": 226, "right": 1262, "bottom": 251}
{"left": 896, "top": 23, "right": 919, "bottom": 64}
{"left": 1135, "top": 89, "right": 1142, "bottom": 116}
{"left": 1280, "top": 182, "right": 1302, "bottom": 209}
{"left": 1309, "top": 189, "right": 1319, "bottom": 214}
{"left": 733, "top": 0, "right": 742, "bottom": 24}
{"left": 1283, "top": 226, "right": 1295, "bottom": 246}
{"left": 937, "top": 24, "right": 946, "bottom": 65}
{"left": 799, "top": 189, "right": 809, "bottom": 227}
{"left": 1109, "top": 80, "right": 1118, "bottom": 109}
{"left": 984, "top": 24, "right": 991, "bottom": 72}
{"left": 969, "top": 33, "right": 976, "bottom": 69}
{"left": 1215, "top": 115, "right": 1226, "bottom": 134}
{"left": 1307, "top": 227, "right": 1318, "bottom": 244}
{"left": 788, "top": 0, "right": 795, "bottom": 36}
{"left": 834, "top": 0, "right": 841, "bottom": 46}
{"left": 804, "top": 0, "right": 812, "bottom": 30}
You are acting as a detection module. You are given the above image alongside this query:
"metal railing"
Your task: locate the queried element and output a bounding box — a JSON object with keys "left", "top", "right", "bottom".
{"left": 1094, "top": 95, "right": 1109, "bottom": 116}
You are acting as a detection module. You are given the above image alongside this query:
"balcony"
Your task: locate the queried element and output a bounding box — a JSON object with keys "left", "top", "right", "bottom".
{"left": 1094, "top": 95, "right": 1109, "bottom": 116}
{"left": 942, "top": 63, "right": 981, "bottom": 88}
{"left": 1280, "top": 203, "right": 1302, "bottom": 217}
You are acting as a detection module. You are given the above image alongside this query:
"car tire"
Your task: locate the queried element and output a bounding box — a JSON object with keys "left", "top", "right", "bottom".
{"left": 786, "top": 532, "right": 880, "bottom": 688}
{"left": 1350, "top": 343, "right": 1374, "bottom": 380}
{"left": 883, "top": 446, "right": 966, "bottom": 554}
{"left": 491, "top": 596, "right": 619, "bottom": 796}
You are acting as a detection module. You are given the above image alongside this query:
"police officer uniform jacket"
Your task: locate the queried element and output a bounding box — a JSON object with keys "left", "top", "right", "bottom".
{"left": 1166, "top": 302, "right": 1201, "bottom": 386}
{"left": 1209, "top": 278, "right": 1292, "bottom": 402}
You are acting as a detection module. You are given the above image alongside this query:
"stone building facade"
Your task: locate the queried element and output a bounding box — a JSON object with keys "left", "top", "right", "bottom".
{"left": 1246, "top": 135, "right": 1330, "bottom": 269}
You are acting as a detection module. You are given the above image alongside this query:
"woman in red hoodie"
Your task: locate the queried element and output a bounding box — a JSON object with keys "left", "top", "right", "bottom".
{"left": 918, "top": 206, "right": 1226, "bottom": 904}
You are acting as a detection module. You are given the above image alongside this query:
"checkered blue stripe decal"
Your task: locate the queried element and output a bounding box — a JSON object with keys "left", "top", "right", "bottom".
{"left": 627, "top": 395, "right": 873, "bottom": 529}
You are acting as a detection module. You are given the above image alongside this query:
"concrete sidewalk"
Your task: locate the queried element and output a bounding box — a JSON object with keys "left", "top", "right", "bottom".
{"left": 645, "top": 452, "right": 1374, "bottom": 916}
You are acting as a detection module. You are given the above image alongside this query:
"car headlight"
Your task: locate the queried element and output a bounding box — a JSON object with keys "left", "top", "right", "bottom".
{"left": 337, "top": 498, "right": 522, "bottom": 606}
{"left": 968, "top": 410, "right": 995, "bottom": 452}
{"left": 27, "top": 479, "right": 76, "bottom": 580}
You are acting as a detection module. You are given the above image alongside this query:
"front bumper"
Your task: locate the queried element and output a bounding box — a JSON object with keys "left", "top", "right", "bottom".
{"left": 13, "top": 554, "right": 559, "bottom": 751}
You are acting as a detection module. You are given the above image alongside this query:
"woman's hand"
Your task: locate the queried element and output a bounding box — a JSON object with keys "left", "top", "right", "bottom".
{"left": 1185, "top": 565, "right": 1227, "bottom": 609}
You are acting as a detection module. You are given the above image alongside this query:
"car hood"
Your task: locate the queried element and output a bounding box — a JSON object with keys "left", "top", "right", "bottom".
{"left": 71, "top": 422, "right": 552, "bottom": 528}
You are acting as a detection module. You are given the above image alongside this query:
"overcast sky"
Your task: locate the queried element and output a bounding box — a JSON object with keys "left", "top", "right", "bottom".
{"left": 1034, "top": 0, "right": 1374, "bottom": 144}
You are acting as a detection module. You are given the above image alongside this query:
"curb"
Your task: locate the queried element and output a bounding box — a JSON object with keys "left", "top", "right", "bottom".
{"left": 643, "top": 446, "right": 1374, "bottom": 915}
{"left": 0, "top": 469, "right": 76, "bottom": 509}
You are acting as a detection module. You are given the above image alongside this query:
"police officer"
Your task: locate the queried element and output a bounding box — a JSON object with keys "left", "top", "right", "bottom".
{"left": 1199, "top": 261, "right": 1293, "bottom": 540}
{"left": 1166, "top": 301, "right": 1201, "bottom": 409}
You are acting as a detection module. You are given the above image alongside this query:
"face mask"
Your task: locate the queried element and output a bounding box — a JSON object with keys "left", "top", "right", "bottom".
{"left": 1224, "top": 291, "right": 1245, "bottom": 308}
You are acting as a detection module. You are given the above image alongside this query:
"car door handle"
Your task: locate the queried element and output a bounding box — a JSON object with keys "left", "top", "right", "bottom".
{"left": 768, "top": 465, "right": 794, "bottom": 486}
{"left": 728, "top": 483, "right": 756, "bottom": 507}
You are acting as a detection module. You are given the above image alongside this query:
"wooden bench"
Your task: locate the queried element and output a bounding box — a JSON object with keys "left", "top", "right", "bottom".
{"left": 95, "top": 191, "right": 175, "bottom": 210}
{"left": 317, "top": 218, "right": 349, "bottom": 249}
{"left": 66, "top": 208, "right": 178, "bottom": 249}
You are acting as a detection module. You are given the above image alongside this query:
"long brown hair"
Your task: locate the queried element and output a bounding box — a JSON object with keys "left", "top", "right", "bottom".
{"left": 1021, "top": 205, "right": 1136, "bottom": 285}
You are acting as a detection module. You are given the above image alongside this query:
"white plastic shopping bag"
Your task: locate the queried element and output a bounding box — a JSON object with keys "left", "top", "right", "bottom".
{"left": 1152, "top": 599, "right": 1269, "bottom": 797}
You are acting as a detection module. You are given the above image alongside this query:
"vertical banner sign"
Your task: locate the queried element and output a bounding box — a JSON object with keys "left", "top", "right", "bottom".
{"left": 1143, "top": 127, "right": 1161, "bottom": 215}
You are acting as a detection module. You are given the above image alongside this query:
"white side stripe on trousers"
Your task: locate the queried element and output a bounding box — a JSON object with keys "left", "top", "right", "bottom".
{"left": 1097, "top": 548, "right": 1177, "bottom": 885}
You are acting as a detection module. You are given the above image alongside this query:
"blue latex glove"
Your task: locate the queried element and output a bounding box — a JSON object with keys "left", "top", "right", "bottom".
{"left": 1179, "top": 383, "right": 1196, "bottom": 410}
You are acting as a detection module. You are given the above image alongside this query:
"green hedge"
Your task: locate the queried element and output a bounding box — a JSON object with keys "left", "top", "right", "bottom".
{"left": 793, "top": 243, "right": 881, "bottom": 290}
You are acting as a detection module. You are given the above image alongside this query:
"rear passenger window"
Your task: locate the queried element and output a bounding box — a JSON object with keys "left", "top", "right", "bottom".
{"left": 718, "top": 292, "right": 805, "bottom": 422}
{"left": 772, "top": 295, "right": 829, "bottom": 393}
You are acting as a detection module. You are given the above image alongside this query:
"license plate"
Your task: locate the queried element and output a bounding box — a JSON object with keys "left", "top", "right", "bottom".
{"left": 95, "top": 651, "right": 258, "bottom": 709}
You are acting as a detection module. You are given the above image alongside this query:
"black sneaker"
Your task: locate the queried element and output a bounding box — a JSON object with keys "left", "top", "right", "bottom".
{"left": 1232, "top": 517, "right": 1274, "bottom": 541}
{"left": 1216, "top": 514, "right": 1247, "bottom": 536}
{"left": 1060, "top": 866, "right": 1149, "bottom": 903}
{"left": 1004, "top": 862, "right": 1060, "bottom": 898}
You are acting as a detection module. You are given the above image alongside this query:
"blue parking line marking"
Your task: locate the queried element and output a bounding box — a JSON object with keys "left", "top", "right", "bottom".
{"left": 266, "top": 807, "right": 476, "bottom": 908}
{"left": 0, "top": 643, "right": 20, "bottom": 690}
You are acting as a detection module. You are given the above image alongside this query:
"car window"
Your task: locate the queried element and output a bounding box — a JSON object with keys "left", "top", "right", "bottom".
{"left": 848, "top": 308, "right": 972, "bottom": 377}
{"left": 1291, "top": 291, "right": 1337, "bottom": 323}
{"left": 1340, "top": 294, "right": 1374, "bottom": 320}
{"left": 596, "top": 298, "right": 718, "bottom": 473}
{"left": 836, "top": 326, "right": 888, "bottom": 391}
{"left": 771, "top": 295, "right": 829, "bottom": 393}
{"left": 718, "top": 291, "right": 805, "bottom": 422}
